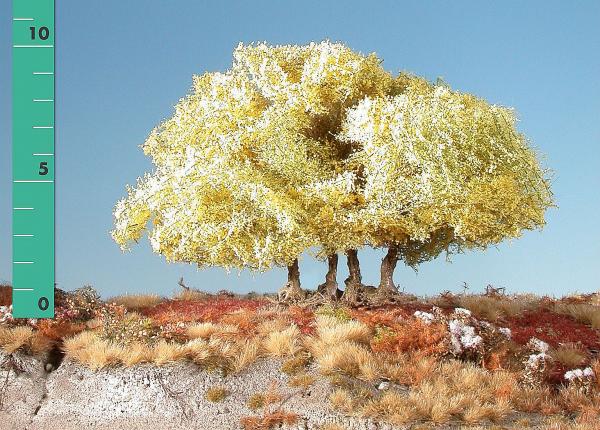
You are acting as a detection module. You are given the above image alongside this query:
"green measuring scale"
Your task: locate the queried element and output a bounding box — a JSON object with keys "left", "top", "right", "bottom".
{"left": 12, "top": 0, "right": 55, "bottom": 318}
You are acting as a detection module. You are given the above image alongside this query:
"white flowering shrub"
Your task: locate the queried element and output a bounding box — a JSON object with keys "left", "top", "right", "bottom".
{"left": 412, "top": 306, "right": 513, "bottom": 359}
{"left": 0, "top": 305, "right": 13, "bottom": 324}
{"left": 522, "top": 337, "right": 551, "bottom": 387}
{"left": 498, "top": 327, "right": 512, "bottom": 339}
{"left": 564, "top": 367, "right": 595, "bottom": 392}
{"left": 448, "top": 318, "right": 482, "bottom": 355}
{"left": 413, "top": 310, "right": 434, "bottom": 324}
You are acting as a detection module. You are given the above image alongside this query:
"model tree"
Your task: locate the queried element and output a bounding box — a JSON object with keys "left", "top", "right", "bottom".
{"left": 112, "top": 41, "right": 552, "bottom": 302}
{"left": 231, "top": 42, "right": 402, "bottom": 301}
{"left": 111, "top": 70, "right": 316, "bottom": 300}
{"left": 339, "top": 74, "right": 553, "bottom": 296}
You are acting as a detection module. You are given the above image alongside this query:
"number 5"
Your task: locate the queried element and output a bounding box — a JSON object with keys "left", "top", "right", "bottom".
{"left": 39, "top": 161, "right": 48, "bottom": 175}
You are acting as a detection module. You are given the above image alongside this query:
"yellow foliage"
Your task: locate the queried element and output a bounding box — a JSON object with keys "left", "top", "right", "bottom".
{"left": 112, "top": 41, "right": 552, "bottom": 271}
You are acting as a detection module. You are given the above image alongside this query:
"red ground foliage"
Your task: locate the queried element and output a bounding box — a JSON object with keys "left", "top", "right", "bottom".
{"left": 370, "top": 319, "right": 449, "bottom": 357}
{"left": 506, "top": 309, "right": 600, "bottom": 350}
{"left": 284, "top": 306, "right": 315, "bottom": 334}
{"left": 36, "top": 319, "right": 86, "bottom": 341}
{"left": 547, "top": 361, "right": 571, "bottom": 386}
{"left": 351, "top": 307, "right": 410, "bottom": 327}
{"left": 350, "top": 302, "right": 433, "bottom": 328}
{"left": 142, "top": 296, "right": 267, "bottom": 325}
{"left": 0, "top": 285, "right": 12, "bottom": 306}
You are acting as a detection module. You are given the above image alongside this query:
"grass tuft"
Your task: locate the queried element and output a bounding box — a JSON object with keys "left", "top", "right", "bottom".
{"left": 205, "top": 386, "right": 229, "bottom": 402}
{"left": 247, "top": 393, "right": 265, "bottom": 411}
{"left": 262, "top": 325, "right": 301, "bottom": 357}
{"left": 554, "top": 303, "right": 600, "bottom": 329}
{"left": 109, "top": 294, "right": 163, "bottom": 310}
{"left": 288, "top": 373, "right": 316, "bottom": 389}
{"left": 280, "top": 354, "right": 310, "bottom": 375}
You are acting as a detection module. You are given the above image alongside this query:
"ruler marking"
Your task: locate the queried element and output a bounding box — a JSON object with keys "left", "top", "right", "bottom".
{"left": 13, "top": 45, "right": 54, "bottom": 48}
{"left": 13, "top": 0, "right": 55, "bottom": 317}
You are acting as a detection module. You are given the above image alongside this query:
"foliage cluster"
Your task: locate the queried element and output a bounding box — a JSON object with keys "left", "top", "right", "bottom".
{"left": 110, "top": 41, "right": 553, "bottom": 300}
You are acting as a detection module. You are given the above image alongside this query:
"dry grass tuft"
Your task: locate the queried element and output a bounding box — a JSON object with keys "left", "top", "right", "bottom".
{"left": 64, "top": 332, "right": 188, "bottom": 368}
{"left": 456, "top": 295, "right": 530, "bottom": 321}
{"left": 329, "top": 388, "right": 355, "bottom": 414}
{"left": 554, "top": 303, "right": 600, "bottom": 329}
{"left": 240, "top": 410, "right": 298, "bottom": 430}
{"left": 382, "top": 353, "right": 438, "bottom": 386}
{"left": 240, "top": 383, "right": 297, "bottom": 430}
{"left": 247, "top": 393, "right": 266, "bottom": 411}
{"left": 109, "top": 294, "right": 163, "bottom": 310}
{"left": 231, "top": 339, "right": 262, "bottom": 373}
{"left": 0, "top": 326, "right": 35, "bottom": 353}
{"left": 315, "top": 315, "right": 372, "bottom": 345}
{"left": 313, "top": 340, "right": 380, "bottom": 381}
{"left": 63, "top": 332, "right": 123, "bottom": 370}
{"left": 120, "top": 342, "right": 154, "bottom": 366}
{"left": 205, "top": 386, "right": 229, "bottom": 402}
{"left": 318, "top": 424, "right": 347, "bottom": 430}
{"left": 186, "top": 322, "right": 239, "bottom": 339}
{"left": 550, "top": 344, "right": 587, "bottom": 367}
{"left": 280, "top": 354, "right": 310, "bottom": 375}
{"left": 512, "top": 386, "right": 561, "bottom": 414}
{"left": 0, "top": 326, "right": 52, "bottom": 355}
{"left": 288, "top": 373, "right": 316, "bottom": 389}
{"left": 362, "top": 391, "right": 420, "bottom": 424}
{"left": 256, "top": 317, "right": 291, "bottom": 336}
{"left": 462, "top": 399, "right": 512, "bottom": 423}
{"left": 356, "top": 360, "right": 515, "bottom": 425}
{"left": 173, "top": 288, "right": 209, "bottom": 301}
{"left": 262, "top": 325, "right": 301, "bottom": 357}
{"left": 152, "top": 340, "right": 186, "bottom": 365}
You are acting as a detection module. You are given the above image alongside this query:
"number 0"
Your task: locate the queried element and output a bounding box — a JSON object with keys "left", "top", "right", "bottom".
{"left": 38, "top": 297, "right": 49, "bottom": 311}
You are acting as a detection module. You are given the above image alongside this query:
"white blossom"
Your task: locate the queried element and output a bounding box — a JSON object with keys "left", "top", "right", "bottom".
{"left": 454, "top": 308, "right": 472, "bottom": 317}
{"left": 527, "top": 337, "right": 549, "bottom": 353}
{"left": 499, "top": 327, "right": 512, "bottom": 339}
{"left": 564, "top": 367, "right": 595, "bottom": 382}
{"left": 414, "top": 310, "right": 435, "bottom": 324}
{"left": 448, "top": 319, "right": 481, "bottom": 354}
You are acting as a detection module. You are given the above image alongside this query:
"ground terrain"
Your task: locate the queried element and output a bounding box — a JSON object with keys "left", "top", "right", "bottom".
{"left": 0, "top": 284, "right": 599, "bottom": 429}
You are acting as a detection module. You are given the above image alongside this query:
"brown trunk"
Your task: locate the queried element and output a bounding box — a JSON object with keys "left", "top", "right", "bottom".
{"left": 378, "top": 246, "right": 399, "bottom": 294}
{"left": 345, "top": 249, "right": 362, "bottom": 286}
{"left": 342, "top": 249, "right": 363, "bottom": 303}
{"left": 318, "top": 254, "right": 339, "bottom": 300}
{"left": 287, "top": 258, "right": 302, "bottom": 293}
{"left": 278, "top": 258, "right": 305, "bottom": 302}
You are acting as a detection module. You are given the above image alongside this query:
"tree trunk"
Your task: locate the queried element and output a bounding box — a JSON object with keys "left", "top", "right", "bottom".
{"left": 378, "top": 246, "right": 399, "bottom": 294}
{"left": 342, "top": 249, "right": 363, "bottom": 303}
{"left": 287, "top": 258, "right": 302, "bottom": 293}
{"left": 318, "top": 254, "right": 339, "bottom": 300}
{"left": 278, "top": 258, "right": 305, "bottom": 302}
{"left": 345, "top": 249, "right": 362, "bottom": 286}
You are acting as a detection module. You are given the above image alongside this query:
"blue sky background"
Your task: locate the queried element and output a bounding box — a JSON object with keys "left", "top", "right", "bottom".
{"left": 1, "top": 1, "right": 599, "bottom": 298}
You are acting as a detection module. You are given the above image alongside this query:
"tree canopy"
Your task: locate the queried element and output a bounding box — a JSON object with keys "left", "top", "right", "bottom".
{"left": 112, "top": 41, "right": 552, "bottom": 301}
